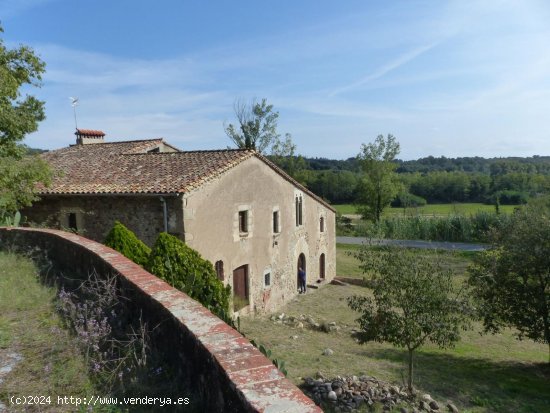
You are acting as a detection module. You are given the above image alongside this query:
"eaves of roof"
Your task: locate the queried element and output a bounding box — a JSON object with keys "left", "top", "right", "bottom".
{"left": 37, "top": 143, "right": 335, "bottom": 213}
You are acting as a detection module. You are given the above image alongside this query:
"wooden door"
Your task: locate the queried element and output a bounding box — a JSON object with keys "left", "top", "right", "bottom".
{"left": 233, "top": 265, "right": 249, "bottom": 300}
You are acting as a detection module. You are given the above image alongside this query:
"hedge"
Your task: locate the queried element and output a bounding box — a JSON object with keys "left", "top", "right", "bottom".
{"left": 146, "top": 233, "right": 231, "bottom": 320}
{"left": 104, "top": 221, "right": 151, "bottom": 267}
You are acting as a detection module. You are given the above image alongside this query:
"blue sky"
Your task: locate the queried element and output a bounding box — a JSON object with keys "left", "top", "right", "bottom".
{"left": 3, "top": 0, "right": 550, "bottom": 159}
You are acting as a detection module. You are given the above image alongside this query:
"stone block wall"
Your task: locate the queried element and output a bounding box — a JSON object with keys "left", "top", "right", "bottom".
{"left": 0, "top": 227, "right": 321, "bottom": 413}
{"left": 22, "top": 195, "right": 183, "bottom": 246}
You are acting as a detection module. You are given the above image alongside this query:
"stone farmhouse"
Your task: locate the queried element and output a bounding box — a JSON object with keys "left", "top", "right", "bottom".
{"left": 25, "top": 129, "right": 336, "bottom": 314}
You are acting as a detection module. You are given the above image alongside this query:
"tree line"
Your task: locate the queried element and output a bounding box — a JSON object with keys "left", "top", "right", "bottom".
{"left": 301, "top": 154, "right": 550, "bottom": 175}
{"left": 273, "top": 159, "right": 550, "bottom": 205}
{"left": 220, "top": 99, "right": 550, "bottom": 206}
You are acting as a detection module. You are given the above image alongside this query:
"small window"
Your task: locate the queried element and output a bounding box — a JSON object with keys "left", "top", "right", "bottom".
{"left": 68, "top": 213, "right": 78, "bottom": 231}
{"left": 320, "top": 216, "right": 325, "bottom": 232}
{"left": 215, "top": 260, "right": 224, "bottom": 281}
{"left": 295, "top": 195, "right": 303, "bottom": 226}
{"left": 273, "top": 211, "right": 280, "bottom": 233}
{"left": 295, "top": 197, "right": 299, "bottom": 226}
{"left": 299, "top": 197, "right": 303, "bottom": 225}
{"left": 239, "top": 210, "right": 248, "bottom": 233}
{"left": 264, "top": 272, "right": 271, "bottom": 287}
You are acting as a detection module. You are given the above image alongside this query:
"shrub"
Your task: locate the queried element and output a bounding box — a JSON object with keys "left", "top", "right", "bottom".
{"left": 104, "top": 221, "right": 151, "bottom": 267}
{"left": 0, "top": 210, "right": 21, "bottom": 226}
{"left": 146, "top": 233, "right": 231, "bottom": 320}
{"left": 336, "top": 212, "right": 354, "bottom": 235}
{"left": 356, "top": 212, "right": 511, "bottom": 243}
{"left": 493, "top": 190, "right": 529, "bottom": 205}
{"left": 391, "top": 192, "right": 427, "bottom": 208}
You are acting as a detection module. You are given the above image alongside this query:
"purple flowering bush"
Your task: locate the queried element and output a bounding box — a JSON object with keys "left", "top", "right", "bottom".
{"left": 56, "top": 271, "right": 148, "bottom": 390}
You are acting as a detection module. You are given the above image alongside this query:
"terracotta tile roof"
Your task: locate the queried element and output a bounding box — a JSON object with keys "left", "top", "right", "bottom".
{"left": 38, "top": 140, "right": 335, "bottom": 211}
{"left": 46, "top": 139, "right": 176, "bottom": 158}
{"left": 75, "top": 129, "right": 105, "bottom": 137}
{"left": 40, "top": 145, "right": 255, "bottom": 195}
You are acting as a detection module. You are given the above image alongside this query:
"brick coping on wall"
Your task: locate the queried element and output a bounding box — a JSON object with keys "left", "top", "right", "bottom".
{"left": 0, "top": 227, "right": 321, "bottom": 413}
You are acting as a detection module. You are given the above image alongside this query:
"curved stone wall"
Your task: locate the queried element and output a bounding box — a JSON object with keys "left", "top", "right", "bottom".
{"left": 0, "top": 227, "right": 321, "bottom": 413}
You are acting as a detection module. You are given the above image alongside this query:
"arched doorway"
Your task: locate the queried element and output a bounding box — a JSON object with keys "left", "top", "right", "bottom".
{"left": 319, "top": 253, "right": 325, "bottom": 279}
{"left": 297, "top": 253, "right": 306, "bottom": 290}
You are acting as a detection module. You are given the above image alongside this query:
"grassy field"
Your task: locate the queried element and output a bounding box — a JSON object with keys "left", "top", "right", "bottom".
{"left": 336, "top": 243, "right": 474, "bottom": 279}
{"left": 0, "top": 251, "right": 111, "bottom": 412}
{"left": 240, "top": 246, "right": 550, "bottom": 413}
{"left": 334, "top": 203, "right": 519, "bottom": 216}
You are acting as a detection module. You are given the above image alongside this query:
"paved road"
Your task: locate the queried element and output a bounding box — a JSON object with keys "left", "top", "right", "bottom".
{"left": 336, "top": 236, "right": 488, "bottom": 251}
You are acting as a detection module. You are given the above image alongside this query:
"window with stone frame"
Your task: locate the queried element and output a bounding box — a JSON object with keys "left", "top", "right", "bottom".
{"left": 239, "top": 210, "right": 248, "bottom": 233}
{"left": 273, "top": 210, "right": 280, "bottom": 233}
{"left": 68, "top": 212, "right": 78, "bottom": 231}
{"left": 63, "top": 211, "right": 85, "bottom": 233}
{"left": 295, "top": 195, "right": 303, "bottom": 226}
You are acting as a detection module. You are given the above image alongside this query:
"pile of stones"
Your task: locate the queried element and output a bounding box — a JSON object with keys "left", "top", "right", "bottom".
{"left": 301, "top": 374, "right": 459, "bottom": 413}
{"left": 269, "top": 313, "right": 343, "bottom": 332}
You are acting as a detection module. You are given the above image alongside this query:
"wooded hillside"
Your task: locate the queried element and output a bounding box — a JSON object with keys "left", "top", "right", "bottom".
{"left": 269, "top": 155, "right": 550, "bottom": 205}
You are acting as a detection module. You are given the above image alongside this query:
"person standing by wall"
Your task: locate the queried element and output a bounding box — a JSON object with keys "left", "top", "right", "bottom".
{"left": 298, "top": 267, "right": 306, "bottom": 294}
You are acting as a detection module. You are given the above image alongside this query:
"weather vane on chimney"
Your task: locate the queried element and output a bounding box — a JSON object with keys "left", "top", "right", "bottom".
{"left": 69, "top": 97, "right": 79, "bottom": 130}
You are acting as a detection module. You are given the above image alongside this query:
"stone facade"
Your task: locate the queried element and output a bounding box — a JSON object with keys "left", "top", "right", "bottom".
{"left": 26, "top": 137, "right": 336, "bottom": 314}
{"left": 24, "top": 195, "right": 183, "bottom": 246}
{"left": 182, "top": 156, "right": 336, "bottom": 314}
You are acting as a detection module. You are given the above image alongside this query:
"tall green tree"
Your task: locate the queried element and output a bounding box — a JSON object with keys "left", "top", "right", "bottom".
{"left": 0, "top": 156, "right": 52, "bottom": 215}
{"left": 224, "top": 98, "right": 280, "bottom": 153}
{"left": 348, "top": 245, "right": 472, "bottom": 392}
{"left": 356, "top": 134, "right": 402, "bottom": 222}
{"left": 1, "top": 25, "right": 45, "bottom": 156}
{"left": 0, "top": 24, "right": 51, "bottom": 218}
{"left": 469, "top": 197, "right": 550, "bottom": 363}
{"left": 270, "top": 133, "right": 308, "bottom": 180}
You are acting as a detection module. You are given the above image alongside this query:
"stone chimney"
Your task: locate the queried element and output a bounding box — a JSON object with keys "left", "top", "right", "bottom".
{"left": 75, "top": 129, "right": 105, "bottom": 145}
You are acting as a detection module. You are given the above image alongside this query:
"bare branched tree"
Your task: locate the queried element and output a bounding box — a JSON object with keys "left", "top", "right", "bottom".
{"left": 224, "top": 98, "right": 280, "bottom": 153}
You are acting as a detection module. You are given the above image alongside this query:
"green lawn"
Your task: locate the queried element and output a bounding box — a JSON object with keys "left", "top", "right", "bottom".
{"left": 336, "top": 243, "right": 474, "bottom": 279}
{"left": 0, "top": 251, "right": 100, "bottom": 411}
{"left": 334, "top": 203, "right": 519, "bottom": 216}
{"left": 0, "top": 251, "right": 192, "bottom": 413}
{"left": 335, "top": 243, "right": 363, "bottom": 278}
{"left": 240, "top": 246, "right": 550, "bottom": 413}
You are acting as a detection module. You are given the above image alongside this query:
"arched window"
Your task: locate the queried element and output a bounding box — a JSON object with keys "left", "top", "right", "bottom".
{"left": 319, "top": 253, "right": 326, "bottom": 279}
{"left": 320, "top": 216, "right": 325, "bottom": 232}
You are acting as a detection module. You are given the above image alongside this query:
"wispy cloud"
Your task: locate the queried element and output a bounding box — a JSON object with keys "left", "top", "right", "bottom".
{"left": 16, "top": 0, "right": 550, "bottom": 159}
{"left": 24, "top": 44, "right": 235, "bottom": 149}
{"left": 0, "top": 0, "right": 58, "bottom": 19}
{"left": 278, "top": 95, "right": 410, "bottom": 121}
{"left": 329, "top": 42, "right": 439, "bottom": 97}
